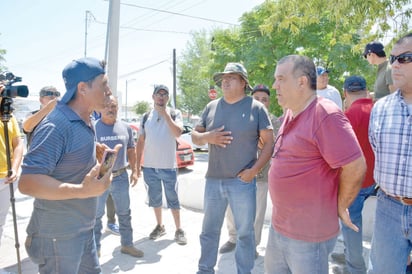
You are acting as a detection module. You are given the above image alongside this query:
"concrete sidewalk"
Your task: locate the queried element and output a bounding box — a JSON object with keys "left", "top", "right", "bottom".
{"left": 0, "top": 155, "right": 374, "bottom": 273}
{"left": 0, "top": 178, "right": 267, "bottom": 274}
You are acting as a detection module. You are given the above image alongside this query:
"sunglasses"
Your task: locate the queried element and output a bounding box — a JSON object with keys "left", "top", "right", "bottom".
{"left": 41, "top": 91, "right": 61, "bottom": 97}
{"left": 389, "top": 53, "right": 412, "bottom": 65}
{"left": 154, "top": 93, "right": 169, "bottom": 98}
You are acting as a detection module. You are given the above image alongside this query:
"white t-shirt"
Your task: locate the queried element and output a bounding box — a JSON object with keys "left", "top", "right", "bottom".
{"left": 317, "top": 85, "right": 343, "bottom": 110}
{"left": 140, "top": 108, "right": 183, "bottom": 169}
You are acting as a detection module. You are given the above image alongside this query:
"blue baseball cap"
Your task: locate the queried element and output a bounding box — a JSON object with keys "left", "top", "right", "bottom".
{"left": 153, "top": 84, "right": 169, "bottom": 94}
{"left": 252, "top": 84, "right": 270, "bottom": 96}
{"left": 344, "top": 75, "right": 367, "bottom": 92}
{"left": 61, "top": 57, "right": 106, "bottom": 104}
{"left": 363, "top": 41, "right": 385, "bottom": 58}
{"left": 316, "top": 66, "right": 329, "bottom": 76}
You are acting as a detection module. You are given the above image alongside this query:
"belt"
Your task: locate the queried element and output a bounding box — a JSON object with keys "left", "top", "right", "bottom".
{"left": 383, "top": 190, "right": 412, "bottom": 206}
{"left": 112, "top": 167, "right": 127, "bottom": 177}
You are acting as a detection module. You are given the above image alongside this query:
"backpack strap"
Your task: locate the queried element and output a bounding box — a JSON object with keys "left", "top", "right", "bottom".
{"left": 141, "top": 112, "right": 149, "bottom": 129}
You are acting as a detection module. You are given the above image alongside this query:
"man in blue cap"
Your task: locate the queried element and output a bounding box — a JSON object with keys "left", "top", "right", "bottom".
{"left": 363, "top": 41, "right": 396, "bottom": 100}
{"left": 330, "top": 75, "right": 376, "bottom": 274}
{"left": 135, "top": 84, "right": 187, "bottom": 245}
{"left": 316, "top": 66, "right": 343, "bottom": 109}
{"left": 22, "top": 86, "right": 60, "bottom": 147}
{"left": 19, "top": 57, "right": 120, "bottom": 274}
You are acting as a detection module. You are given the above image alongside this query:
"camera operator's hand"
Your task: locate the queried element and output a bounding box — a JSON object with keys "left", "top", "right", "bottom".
{"left": 5, "top": 169, "right": 18, "bottom": 184}
{"left": 0, "top": 84, "right": 4, "bottom": 101}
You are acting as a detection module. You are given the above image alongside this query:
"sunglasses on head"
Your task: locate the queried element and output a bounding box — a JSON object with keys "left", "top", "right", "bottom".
{"left": 41, "top": 91, "right": 60, "bottom": 97}
{"left": 389, "top": 53, "right": 412, "bottom": 65}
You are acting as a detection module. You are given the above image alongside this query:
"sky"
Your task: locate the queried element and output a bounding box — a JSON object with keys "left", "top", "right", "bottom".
{"left": 2, "top": 0, "right": 264, "bottom": 116}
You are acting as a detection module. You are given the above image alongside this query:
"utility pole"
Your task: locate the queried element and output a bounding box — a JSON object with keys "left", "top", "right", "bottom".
{"left": 84, "top": 11, "right": 89, "bottom": 57}
{"left": 84, "top": 10, "right": 96, "bottom": 57}
{"left": 173, "top": 48, "right": 177, "bottom": 109}
{"left": 105, "top": 0, "right": 121, "bottom": 96}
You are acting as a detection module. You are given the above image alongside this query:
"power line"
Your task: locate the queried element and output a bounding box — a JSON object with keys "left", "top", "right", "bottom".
{"left": 119, "top": 59, "right": 169, "bottom": 79}
{"left": 120, "top": 2, "right": 238, "bottom": 26}
{"left": 92, "top": 19, "right": 190, "bottom": 34}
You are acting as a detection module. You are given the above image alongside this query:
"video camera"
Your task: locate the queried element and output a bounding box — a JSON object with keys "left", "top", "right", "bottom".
{"left": 0, "top": 72, "right": 29, "bottom": 98}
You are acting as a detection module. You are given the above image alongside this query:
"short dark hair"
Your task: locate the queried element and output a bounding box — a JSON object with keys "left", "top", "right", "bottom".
{"left": 278, "top": 55, "right": 317, "bottom": 90}
{"left": 395, "top": 32, "right": 412, "bottom": 46}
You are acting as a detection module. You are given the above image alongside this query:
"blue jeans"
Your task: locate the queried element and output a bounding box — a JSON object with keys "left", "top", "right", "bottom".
{"left": 341, "top": 184, "right": 376, "bottom": 274}
{"left": 265, "top": 225, "right": 336, "bottom": 274}
{"left": 25, "top": 229, "right": 101, "bottom": 274}
{"left": 197, "top": 177, "right": 256, "bottom": 274}
{"left": 143, "top": 167, "right": 180, "bottom": 209}
{"left": 368, "top": 189, "right": 412, "bottom": 274}
{"left": 94, "top": 171, "right": 133, "bottom": 251}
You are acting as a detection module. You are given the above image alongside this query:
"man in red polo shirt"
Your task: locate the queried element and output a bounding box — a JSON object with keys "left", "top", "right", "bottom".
{"left": 266, "top": 55, "right": 366, "bottom": 274}
{"left": 330, "top": 75, "right": 376, "bottom": 274}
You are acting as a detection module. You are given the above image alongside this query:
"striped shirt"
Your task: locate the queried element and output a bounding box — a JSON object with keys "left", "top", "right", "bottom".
{"left": 369, "top": 90, "right": 412, "bottom": 197}
{"left": 22, "top": 102, "right": 97, "bottom": 237}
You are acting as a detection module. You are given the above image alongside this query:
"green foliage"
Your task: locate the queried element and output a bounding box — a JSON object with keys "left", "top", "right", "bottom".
{"left": 133, "top": 100, "right": 150, "bottom": 115}
{"left": 0, "top": 49, "right": 7, "bottom": 72}
{"left": 177, "top": 0, "right": 411, "bottom": 116}
{"left": 177, "top": 31, "right": 216, "bottom": 117}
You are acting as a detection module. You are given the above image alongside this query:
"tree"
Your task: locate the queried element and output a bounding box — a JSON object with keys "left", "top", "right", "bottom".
{"left": 177, "top": 31, "right": 216, "bottom": 117}
{"left": 0, "top": 42, "right": 7, "bottom": 72}
{"left": 133, "top": 100, "right": 150, "bottom": 116}
{"left": 177, "top": 0, "right": 411, "bottom": 116}
{"left": 255, "top": 0, "right": 411, "bottom": 92}
{"left": 208, "top": 0, "right": 411, "bottom": 115}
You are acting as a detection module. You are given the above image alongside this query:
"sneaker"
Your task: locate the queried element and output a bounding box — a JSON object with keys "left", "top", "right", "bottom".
{"left": 219, "top": 241, "right": 236, "bottom": 254}
{"left": 330, "top": 252, "right": 346, "bottom": 265}
{"left": 406, "top": 263, "right": 412, "bottom": 274}
{"left": 174, "top": 228, "right": 187, "bottom": 245}
{"left": 149, "top": 224, "right": 166, "bottom": 239}
{"left": 106, "top": 223, "right": 120, "bottom": 236}
{"left": 121, "top": 245, "right": 144, "bottom": 258}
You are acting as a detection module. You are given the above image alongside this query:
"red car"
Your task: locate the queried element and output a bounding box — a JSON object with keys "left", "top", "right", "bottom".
{"left": 129, "top": 123, "right": 194, "bottom": 169}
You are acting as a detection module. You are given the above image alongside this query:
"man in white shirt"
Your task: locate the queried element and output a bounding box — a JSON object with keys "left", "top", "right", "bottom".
{"left": 316, "top": 66, "right": 343, "bottom": 109}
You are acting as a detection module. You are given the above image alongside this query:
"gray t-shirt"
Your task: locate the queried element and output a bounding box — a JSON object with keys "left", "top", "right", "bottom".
{"left": 95, "top": 119, "right": 135, "bottom": 171}
{"left": 140, "top": 108, "right": 183, "bottom": 169}
{"left": 374, "top": 60, "right": 393, "bottom": 100}
{"left": 198, "top": 96, "right": 272, "bottom": 179}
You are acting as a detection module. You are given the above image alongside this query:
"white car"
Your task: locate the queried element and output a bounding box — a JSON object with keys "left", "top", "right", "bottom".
{"left": 181, "top": 125, "right": 208, "bottom": 151}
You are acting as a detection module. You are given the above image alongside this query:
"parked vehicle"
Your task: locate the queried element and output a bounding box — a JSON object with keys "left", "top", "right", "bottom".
{"left": 129, "top": 123, "right": 195, "bottom": 168}
{"left": 180, "top": 125, "right": 208, "bottom": 151}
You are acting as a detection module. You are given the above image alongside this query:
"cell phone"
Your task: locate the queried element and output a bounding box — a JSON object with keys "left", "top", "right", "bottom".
{"left": 98, "top": 149, "right": 116, "bottom": 179}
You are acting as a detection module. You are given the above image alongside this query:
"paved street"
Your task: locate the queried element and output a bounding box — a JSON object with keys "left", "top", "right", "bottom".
{"left": 0, "top": 152, "right": 371, "bottom": 273}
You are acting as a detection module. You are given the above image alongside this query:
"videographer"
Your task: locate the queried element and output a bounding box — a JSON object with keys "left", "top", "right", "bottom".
{"left": 0, "top": 84, "right": 24, "bottom": 246}
{"left": 22, "top": 86, "right": 59, "bottom": 147}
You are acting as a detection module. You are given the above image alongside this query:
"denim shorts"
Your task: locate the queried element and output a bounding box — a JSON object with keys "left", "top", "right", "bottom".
{"left": 142, "top": 167, "right": 180, "bottom": 209}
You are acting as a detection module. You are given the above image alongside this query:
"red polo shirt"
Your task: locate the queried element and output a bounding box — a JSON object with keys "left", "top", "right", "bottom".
{"left": 345, "top": 98, "right": 374, "bottom": 188}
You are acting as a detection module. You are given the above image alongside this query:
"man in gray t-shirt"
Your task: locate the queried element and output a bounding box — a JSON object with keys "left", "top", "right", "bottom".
{"left": 192, "top": 63, "right": 274, "bottom": 274}
{"left": 363, "top": 41, "right": 395, "bottom": 100}
{"left": 135, "top": 84, "right": 187, "bottom": 245}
